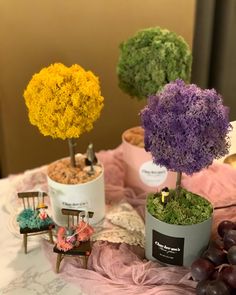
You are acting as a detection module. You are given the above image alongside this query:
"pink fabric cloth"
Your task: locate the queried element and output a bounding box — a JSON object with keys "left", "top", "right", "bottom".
{"left": 43, "top": 241, "right": 195, "bottom": 295}
{"left": 182, "top": 162, "right": 236, "bottom": 239}
{"left": 98, "top": 146, "right": 236, "bottom": 231}
{"left": 11, "top": 145, "right": 236, "bottom": 294}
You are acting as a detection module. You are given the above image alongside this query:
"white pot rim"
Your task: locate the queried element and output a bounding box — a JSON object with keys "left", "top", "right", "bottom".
{"left": 47, "top": 156, "right": 104, "bottom": 188}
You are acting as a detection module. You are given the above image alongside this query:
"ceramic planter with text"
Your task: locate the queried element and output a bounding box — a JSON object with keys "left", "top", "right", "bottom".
{"left": 145, "top": 191, "right": 213, "bottom": 267}
{"left": 122, "top": 126, "right": 176, "bottom": 192}
{"left": 47, "top": 154, "right": 105, "bottom": 226}
{"left": 23, "top": 63, "right": 105, "bottom": 225}
{"left": 117, "top": 27, "right": 192, "bottom": 192}
{"left": 140, "top": 79, "right": 231, "bottom": 266}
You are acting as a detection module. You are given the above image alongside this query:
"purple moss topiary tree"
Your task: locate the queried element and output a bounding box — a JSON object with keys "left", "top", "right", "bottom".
{"left": 140, "top": 79, "right": 231, "bottom": 190}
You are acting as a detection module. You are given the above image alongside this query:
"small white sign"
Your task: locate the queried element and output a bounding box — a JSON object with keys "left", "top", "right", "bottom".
{"left": 139, "top": 161, "right": 167, "bottom": 187}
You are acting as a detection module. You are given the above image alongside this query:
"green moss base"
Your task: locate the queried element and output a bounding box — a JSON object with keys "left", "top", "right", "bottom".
{"left": 147, "top": 188, "right": 213, "bottom": 225}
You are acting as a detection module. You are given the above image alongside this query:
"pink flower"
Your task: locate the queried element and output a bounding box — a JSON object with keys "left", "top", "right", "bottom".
{"left": 56, "top": 227, "right": 74, "bottom": 252}
{"left": 76, "top": 221, "right": 94, "bottom": 242}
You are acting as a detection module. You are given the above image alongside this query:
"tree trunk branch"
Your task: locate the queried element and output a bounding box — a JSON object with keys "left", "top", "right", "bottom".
{"left": 68, "top": 138, "right": 76, "bottom": 167}
{"left": 176, "top": 172, "right": 182, "bottom": 191}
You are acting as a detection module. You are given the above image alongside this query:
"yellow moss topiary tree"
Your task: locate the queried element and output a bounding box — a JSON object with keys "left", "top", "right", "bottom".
{"left": 24, "top": 63, "right": 104, "bottom": 167}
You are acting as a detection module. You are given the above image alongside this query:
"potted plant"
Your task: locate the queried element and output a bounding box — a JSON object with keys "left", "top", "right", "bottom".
{"left": 117, "top": 27, "right": 192, "bottom": 192}
{"left": 23, "top": 63, "right": 105, "bottom": 226}
{"left": 140, "top": 79, "right": 231, "bottom": 266}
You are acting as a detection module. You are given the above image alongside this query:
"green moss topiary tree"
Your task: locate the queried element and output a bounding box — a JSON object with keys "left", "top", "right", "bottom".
{"left": 117, "top": 27, "right": 192, "bottom": 100}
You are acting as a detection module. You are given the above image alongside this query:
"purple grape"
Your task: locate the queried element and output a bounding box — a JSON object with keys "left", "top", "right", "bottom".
{"left": 210, "top": 269, "right": 220, "bottom": 280}
{"left": 218, "top": 220, "right": 236, "bottom": 238}
{"left": 223, "top": 230, "right": 236, "bottom": 250}
{"left": 205, "top": 280, "right": 231, "bottom": 295}
{"left": 227, "top": 245, "right": 236, "bottom": 265}
{"left": 196, "top": 280, "right": 210, "bottom": 295}
{"left": 221, "top": 265, "right": 236, "bottom": 289}
{"left": 191, "top": 258, "right": 215, "bottom": 281}
{"left": 202, "top": 248, "right": 226, "bottom": 266}
{"left": 208, "top": 239, "right": 224, "bottom": 251}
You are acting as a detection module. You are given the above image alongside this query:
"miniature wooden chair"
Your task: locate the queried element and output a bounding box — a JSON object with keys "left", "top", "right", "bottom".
{"left": 17, "top": 192, "right": 55, "bottom": 254}
{"left": 53, "top": 208, "right": 94, "bottom": 273}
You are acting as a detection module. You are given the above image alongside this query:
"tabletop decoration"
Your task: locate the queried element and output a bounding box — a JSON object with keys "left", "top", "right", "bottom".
{"left": 117, "top": 27, "right": 191, "bottom": 100}
{"left": 56, "top": 219, "right": 94, "bottom": 252}
{"left": 24, "top": 63, "right": 104, "bottom": 160}
{"left": 160, "top": 187, "right": 170, "bottom": 206}
{"left": 85, "top": 143, "right": 98, "bottom": 175}
{"left": 92, "top": 202, "right": 145, "bottom": 247}
{"left": 17, "top": 196, "right": 54, "bottom": 230}
{"left": 117, "top": 27, "right": 192, "bottom": 193}
{"left": 2, "top": 144, "right": 236, "bottom": 294}
{"left": 23, "top": 63, "right": 105, "bottom": 226}
{"left": 140, "top": 79, "right": 231, "bottom": 266}
{"left": 17, "top": 208, "right": 53, "bottom": 229}
{"left": 53, "top": 209, "right": 94, "bottom": 272}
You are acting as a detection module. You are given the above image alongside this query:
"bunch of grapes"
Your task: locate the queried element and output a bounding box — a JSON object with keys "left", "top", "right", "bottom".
{"left": 191, "top": 220, "right": 236, "bottom": 295}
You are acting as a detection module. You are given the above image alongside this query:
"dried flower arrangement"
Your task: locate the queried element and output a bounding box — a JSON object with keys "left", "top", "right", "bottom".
{"left": 17, "top": 207, "right": 53, "bottom": 229}
{"left": 56, "top": 220, "right": 94, "bottom": 252}
{"left": 141, "top": 79, "right": 231, "bottom": 224}
{"left": 118, "top": 27, "right": 192, "bottom": 192}
{"left": 24, "top": 63, "right": 104, "bottom": 142}
{"left": 118, "top": 26, "right": 192, "bottom": 162}
{"left": 117, "top": 27, "right": 192, "bottom": 100}
{"left": 24, "top": 63, "right": 104, "bottom": 183}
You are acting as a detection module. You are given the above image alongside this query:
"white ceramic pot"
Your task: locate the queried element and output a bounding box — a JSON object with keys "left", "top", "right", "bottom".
{"left": 122, "top": 126, "right": 177, "bottom": 192}
{"left": 47, "top": 164, "right": 105, "bottom": 226}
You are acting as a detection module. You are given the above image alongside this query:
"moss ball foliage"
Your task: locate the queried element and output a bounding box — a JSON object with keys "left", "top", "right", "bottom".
{"left": 140, "top": 79, "right": 231, "bottom": 175}
{"left": 117, "top": 27, "right": 192, "bottom": 100}
{"left": 24, "top": 63, "right": 104, "bottom": 140}
{"left": 147, "top": 188, "right": 213, "bottom": 225}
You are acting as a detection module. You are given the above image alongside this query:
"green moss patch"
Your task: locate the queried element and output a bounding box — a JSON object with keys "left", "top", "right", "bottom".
{"left": 147, "top": 188, "right": 213, "bottom": 225}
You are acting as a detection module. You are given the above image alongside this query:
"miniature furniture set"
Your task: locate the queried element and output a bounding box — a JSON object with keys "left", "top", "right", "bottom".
{"left": 17, "top": 191, "right": 94, "bottom": 273}
{"left": 17, "top": 191, "right": 54, "bottom": 254}
{"left": 53, "top": 208, "right": 94, "bottom": 273}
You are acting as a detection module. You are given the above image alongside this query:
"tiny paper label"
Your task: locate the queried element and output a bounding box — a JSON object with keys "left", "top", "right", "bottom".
{"left": 152, "top": 230, "right": 184, "bottom": 266}
{"left": 139, "top": 161, "right": 167, "bottom": 187}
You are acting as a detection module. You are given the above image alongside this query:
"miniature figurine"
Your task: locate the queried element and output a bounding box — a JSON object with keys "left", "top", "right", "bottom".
{"left": 36, "top": 191, "right": 48, "bottom": 220}
{"left": 160, "top": 187, "right": 170, "bottom": 206}
{"left": 37, "top": 202, "right": 48, "bottom": 220}
{"left": 85, "top": 143, "right": 97, "bottom": 175}
{"left": 65, "top": 228, "right": 77, "bottom": 245}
